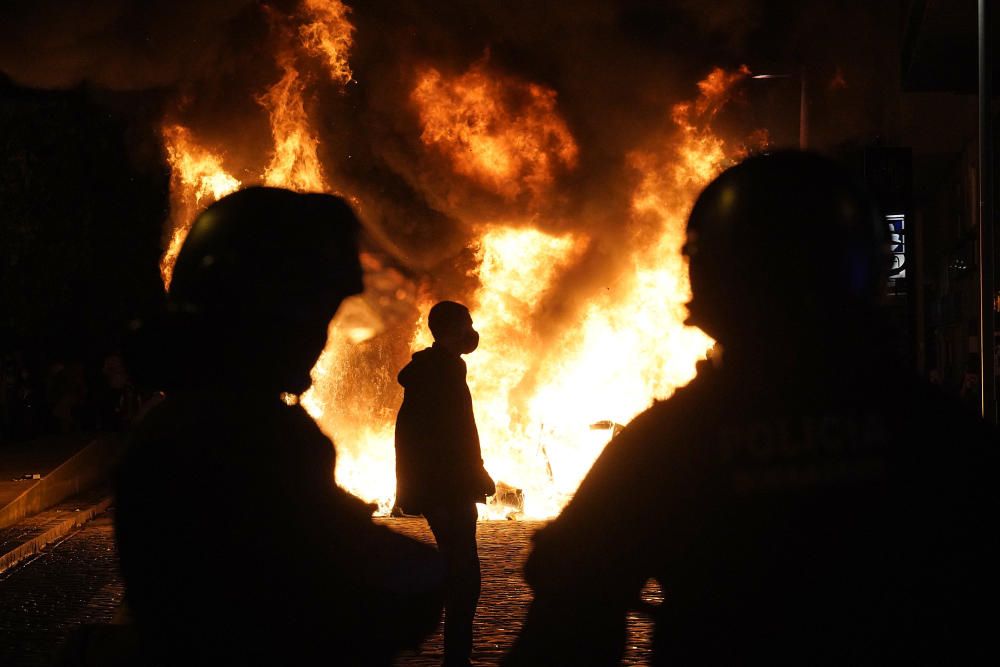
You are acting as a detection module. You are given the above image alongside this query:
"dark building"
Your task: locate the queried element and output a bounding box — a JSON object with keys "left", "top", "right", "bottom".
{"left": 899, "top": 0, "right": 997, "bottom": 410}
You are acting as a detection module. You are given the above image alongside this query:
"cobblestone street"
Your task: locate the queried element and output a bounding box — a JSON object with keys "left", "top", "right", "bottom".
{"left": 0, "top": 516, "right": 122, "bottom": 667}
{"left": 386, "top": 518, "right": 655, "bottom": 667}
{"left": 0, "top": 515, "right": 654, "bottom": 666}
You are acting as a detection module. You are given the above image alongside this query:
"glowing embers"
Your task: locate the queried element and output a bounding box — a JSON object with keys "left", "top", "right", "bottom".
{"left": 411, "top": 62, "right": 578, "bottom": 200}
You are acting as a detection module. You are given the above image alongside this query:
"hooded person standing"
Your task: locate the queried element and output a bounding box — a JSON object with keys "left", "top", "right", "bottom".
{"left": 394, "top": 300, "right": 496, "bottom": 667}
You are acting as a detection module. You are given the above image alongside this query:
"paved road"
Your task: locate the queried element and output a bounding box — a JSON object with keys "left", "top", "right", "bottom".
{"left": 386, "top": 518, "right": 656, "bottom": 666}
{"left": 0, "top": 516, "right": 122, "bottom": 667}
{"left": 0, "top": 516, "right": 655, "bottom": 666}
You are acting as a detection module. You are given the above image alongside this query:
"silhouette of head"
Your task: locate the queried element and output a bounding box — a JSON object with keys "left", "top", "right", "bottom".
{"left": 684, "top": 151, "right": 888, "bottom": 345}
{"left": 428, "top": 301, "right": 479, "bottom": 355}
{"left": 167, "top": 186, "right": 363, "bottom": 393}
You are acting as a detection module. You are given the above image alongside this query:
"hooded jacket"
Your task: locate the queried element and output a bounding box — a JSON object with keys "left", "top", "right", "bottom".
{"left": 394, "top": 343, "right": 493, "bottom": 513}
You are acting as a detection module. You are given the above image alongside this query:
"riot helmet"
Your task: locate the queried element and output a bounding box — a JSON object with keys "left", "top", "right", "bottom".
{"left": 154, "top": 187, "right": 363, "bottom": 393}
{"left": 170, "top": 186, "right": 363, "bottom": 318}
{"left": 684, "top": 151, "right": 889, "bottom": 345}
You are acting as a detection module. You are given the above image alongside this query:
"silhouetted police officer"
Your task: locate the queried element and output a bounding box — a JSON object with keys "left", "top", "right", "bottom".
{"left": 115, "top": 188, "right": 443, "bottom": 666}
{"left": 394, "top": 300, "right": 495, "bottom": 667}
{"left": 504, "top": 152, "right": 999, "bottom": 665}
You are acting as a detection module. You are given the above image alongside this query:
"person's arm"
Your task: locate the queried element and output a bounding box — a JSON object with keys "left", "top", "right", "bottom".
{"left": 505, "top": 532, "right": 643, "bottom": 666}
{"left": 293, "top": 414, "right": 446, "bottom": 658}
{"left": 504, "top": 405, "right": 678, "bottom": 666}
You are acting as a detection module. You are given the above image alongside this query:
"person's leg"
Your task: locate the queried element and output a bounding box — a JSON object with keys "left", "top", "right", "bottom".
{"left": 425, "top": 504, "right": 481, "bottom": 666}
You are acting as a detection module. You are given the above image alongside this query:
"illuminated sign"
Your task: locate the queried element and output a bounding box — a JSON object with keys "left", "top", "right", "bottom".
{"left": 887, "top": 214, "right": 905, "bottom": 291}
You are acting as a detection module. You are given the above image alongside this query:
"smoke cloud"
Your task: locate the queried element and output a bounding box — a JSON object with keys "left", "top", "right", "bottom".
{"left": 0, "top": 0, "right": 900, "bottom": 313}
{"left": 0, "top": 0, "right": 898, "bottom": 331}
{"left": 1, "top": 0, "right": 902, "bottom": 511}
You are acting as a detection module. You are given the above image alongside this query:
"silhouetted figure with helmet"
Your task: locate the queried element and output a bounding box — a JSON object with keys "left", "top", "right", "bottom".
{"left": 394, "top": 300, "right": 495, "bottom": 667}
{"left": 114, "top": 188, "right": 444, "bottom": 665}
{"left": 504, "top": 152, "right": 999, "bottom": 665}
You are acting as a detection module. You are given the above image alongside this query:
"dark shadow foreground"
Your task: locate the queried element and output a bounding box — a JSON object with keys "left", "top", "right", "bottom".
{"left": 505, "top": 152, "right": 1000, "bottom": 666}
{"left": 112, "top": 188, "right": 444, "bottom": 665}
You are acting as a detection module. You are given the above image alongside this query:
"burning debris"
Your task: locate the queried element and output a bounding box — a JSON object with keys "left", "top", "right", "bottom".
{"left": 491, "top": 481, "right": 526, "bottom": 520}
{"left": 589, "top": 420, "right": 624, "bottom": 438}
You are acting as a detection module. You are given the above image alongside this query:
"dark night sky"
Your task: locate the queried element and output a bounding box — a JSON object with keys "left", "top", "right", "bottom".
{"left": 0, "top": 79, "right": 166, "bottom": 358}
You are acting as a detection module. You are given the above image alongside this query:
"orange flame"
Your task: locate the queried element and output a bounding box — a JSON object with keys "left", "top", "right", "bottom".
{"left": 411, "top": 62, "right": 578, "bottom": 200}
{"left": 157, "top": 5, "right": 752, "bottom": 521}
{"left": 159, "top": 124, "right": 241, "bottom": 288}
{"left": 299, "top": 0, "right": 355, "bottom": 85}
{"left": 666, "top": 66, "right": 749, "bottom": 188}
{"left": 304, "top": 67, "right": 751, "bottom": 519}
{"left": 158, "top": 3, "right": 354, "bottom": 284}
{"left": 694, "top": 64, "right": 750, "bottom": 117}
{"left": 258, "top": 54, "right": 329, "bottom": 192}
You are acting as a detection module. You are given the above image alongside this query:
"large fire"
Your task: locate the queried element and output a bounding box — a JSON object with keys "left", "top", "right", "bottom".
{"left": 158, "top": 1, "right": 758, "bottom": 519}
{"left": 159, "top": 124, "right": 241, "bottom": 287}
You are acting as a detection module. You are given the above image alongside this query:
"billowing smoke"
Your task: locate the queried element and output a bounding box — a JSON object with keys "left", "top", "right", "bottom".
{"left": 0, "top": 0, "right": 894, "bottom": 269}
{"left": 0, "top": 0, "right": 766, "bottom": 263}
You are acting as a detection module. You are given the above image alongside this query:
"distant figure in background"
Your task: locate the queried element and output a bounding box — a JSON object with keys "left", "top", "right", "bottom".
{"left": 99, "top": 351, "right": 138, "bottom": 430}
{"left": 394, "top": 300, "right": 495, "bottom": 667}
{"left": 504, "top": 152, "right": 1000, "bottom": 665}
{"left": 46, "top": 359, "right": 86, "bottom": 433}
{"left": 114, "top": 188, "right": 443, "bottom": 665}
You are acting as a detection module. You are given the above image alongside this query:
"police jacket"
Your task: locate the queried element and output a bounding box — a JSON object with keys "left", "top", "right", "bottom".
{"left": 505, "top": 344, "right": 999, "bottom": 666}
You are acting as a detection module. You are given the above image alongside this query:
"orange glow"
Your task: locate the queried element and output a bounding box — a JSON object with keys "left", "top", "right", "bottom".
{"left": 160, "top": 41, "right": 752, "bottom": 519}
{"left": 694, "top": 65, "right": 750, "bottom": 117}
{"left": 159, "top": 124, "right": 241, "bottom": 288}
{"left": 258, "top": 54, "right": 329, "bottom": 192}
{"left": 299, "top": 0, "right": 354, "bottom": 85}
{"left": 158, "top": 2, "right": 351, "bottom": 286}
{"left": 411, "top": 63, "right": 578, "bottom": 200}
{"left": 302, "top": 67, "right": 751, "bottom": 519}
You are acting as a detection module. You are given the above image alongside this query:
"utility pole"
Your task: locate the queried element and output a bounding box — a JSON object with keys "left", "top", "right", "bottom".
{"left": 750, "top": 69, "right": 807, "bottom": 149}
{"left": 979, "top": 0, "right": 996, "bottom": 423}
{"left": 798, "top": 66, "right": 808, "bottom": 150}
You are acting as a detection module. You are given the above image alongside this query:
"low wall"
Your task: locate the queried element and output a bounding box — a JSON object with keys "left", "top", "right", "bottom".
{"left": 0, "top": 435, "right": 125, "bottom": 530}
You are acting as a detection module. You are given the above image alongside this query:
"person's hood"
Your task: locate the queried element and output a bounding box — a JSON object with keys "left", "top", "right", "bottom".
{"left": 398, "top": 345, "right": 462, "bottom": 388}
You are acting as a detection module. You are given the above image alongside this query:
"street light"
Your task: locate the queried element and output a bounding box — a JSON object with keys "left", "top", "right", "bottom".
{"left": 750, "top": 67, "right": 808, "bottom": 150}
{"left": 978, "top": 0, "right": 996, "bottom": 423}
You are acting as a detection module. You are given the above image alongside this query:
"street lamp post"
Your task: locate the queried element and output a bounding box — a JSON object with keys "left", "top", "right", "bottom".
{"left": 750, "top": 67, "right": 808, "bottom": 150}
{"left": 978, "top": 0, "right": 996, "bottom": 424}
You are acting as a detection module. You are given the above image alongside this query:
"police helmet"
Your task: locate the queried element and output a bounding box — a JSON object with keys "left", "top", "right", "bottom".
{"left": 169, "top": 186, "right": 364, "bottom": 321}
{"left": 684, "top": 151, "right": 889, "bottom": 339}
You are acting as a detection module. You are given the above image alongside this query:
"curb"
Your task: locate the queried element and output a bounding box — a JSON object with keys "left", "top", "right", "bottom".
{"left": 0, "top": 435, "right": 124, "bottom": 530}
{"left": 0, "top": 496, "right": 113, "bottom": 576}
